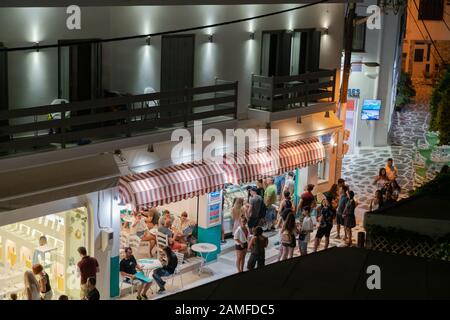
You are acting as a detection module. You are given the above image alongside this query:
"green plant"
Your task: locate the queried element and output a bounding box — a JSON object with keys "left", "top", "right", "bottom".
{"left": 430, "top": 67, "right": 450, "bottom": 131}
{"left": 436, "top": 88, "right": 450, "bottom": 145}
{"left": 395, "top": 72, "right": 416, "bottom": 110}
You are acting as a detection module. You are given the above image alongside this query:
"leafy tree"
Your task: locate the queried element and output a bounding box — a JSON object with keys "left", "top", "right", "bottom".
{"left": 430, "top": 67, "right": 450, "bottom": 131}
{"left": 437, "top": 88, "right": 450, "bottom": 145}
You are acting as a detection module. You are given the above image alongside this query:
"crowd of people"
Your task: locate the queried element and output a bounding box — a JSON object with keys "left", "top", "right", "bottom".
{"left": 231, "top": 169, "right": 368, "bottom": 273}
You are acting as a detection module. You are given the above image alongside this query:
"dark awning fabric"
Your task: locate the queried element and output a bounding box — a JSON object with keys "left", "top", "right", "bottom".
{"left": 0, "top": 153, "right": 120, "bottom": 212}
{"left": 164, "top": 247, "right": 450, "bottom": 300}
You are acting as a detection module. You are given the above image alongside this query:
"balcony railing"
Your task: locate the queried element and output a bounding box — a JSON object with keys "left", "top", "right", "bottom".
{"left": 250, "top": 69, "right": 336, "bottom": 112}
{"left": 0, "top": 81, "right": 238, "bottom": 154}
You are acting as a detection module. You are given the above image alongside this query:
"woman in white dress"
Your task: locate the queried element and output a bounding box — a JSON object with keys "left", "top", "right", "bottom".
{"left": 24, "top": 270, "right": 40, "bottom": 300}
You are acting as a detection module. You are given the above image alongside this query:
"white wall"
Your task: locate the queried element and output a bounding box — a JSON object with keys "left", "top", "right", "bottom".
{"left": 347, "top": 1, "right": 405, "bottom": 148}
{"left": 0, "top": 4, "right": 345, "bottom": 118}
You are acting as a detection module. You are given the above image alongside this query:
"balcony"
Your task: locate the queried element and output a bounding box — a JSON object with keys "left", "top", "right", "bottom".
{"left": 0, "top": 80, "right": 238, "bottom": 158}
{"left": 249, "top": 69, "right": 337, "bottom": 123}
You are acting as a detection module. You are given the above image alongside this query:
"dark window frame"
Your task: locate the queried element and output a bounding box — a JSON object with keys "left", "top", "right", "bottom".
{"left": 352, "top": 16, "right": 366, "bottom": 52}
{"left": 414, "top": 48, "right": 424, "bottom": 62}
{"left": 418, "top": 0, "right": 444, "bottom": 21}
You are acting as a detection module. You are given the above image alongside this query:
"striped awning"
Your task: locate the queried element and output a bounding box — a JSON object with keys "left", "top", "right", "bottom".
{"left": 222, "top": 137, "right": 325, "bottom": 185}
{"left": 119, "top": 162, "right": 224, "bottom": 209}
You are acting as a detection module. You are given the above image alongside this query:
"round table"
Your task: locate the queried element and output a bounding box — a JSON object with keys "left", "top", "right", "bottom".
{"left": 149, "top": 228, "right": 158, "bottom": 236}
{"left": 191, "top": 243, "right": 217, "bottom": 275}
{"left": 137, "top": 258, "right": 162, "bottom": 276}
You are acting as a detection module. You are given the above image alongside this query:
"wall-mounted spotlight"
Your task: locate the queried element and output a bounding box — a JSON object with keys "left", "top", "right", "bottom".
{"left": 324, "top": 111, "right": 330, "bottom": 118}
{"left": 249, "top": 32, "right": 255, "bottom": 40}
{"left": 320, "top": 27, "right": 329, "bottom": 35}
{"left": 286, "top": 29, "right": 294, "bottom": 34}
{"left": 146, "top": 36, "right": 151, "bottom": 46}
{"left": 208, "top": 34, "right": 214, "bottom": 43}
{"left": 296, "top": 116, "right": 302, "bottom": 124}
{"left": 34, "top": 42, "right": 40, "bottom": 52}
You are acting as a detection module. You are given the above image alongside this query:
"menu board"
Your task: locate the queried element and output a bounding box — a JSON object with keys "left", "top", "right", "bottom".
{"left": 206, "top": 191, "right": 222, "bottom": 227}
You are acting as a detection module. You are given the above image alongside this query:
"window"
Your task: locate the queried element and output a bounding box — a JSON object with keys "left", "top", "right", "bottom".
{"left": 352, "top": 17, "right": 366, "bottom": 52}
{"left": 414, "top": 48, "right": 424, "bottom": 62}
{"left": 418, "top": 0, "right": 444, "bottom": 20}
{"left": 318, "top": 156, "right": 330, "bottom": 182}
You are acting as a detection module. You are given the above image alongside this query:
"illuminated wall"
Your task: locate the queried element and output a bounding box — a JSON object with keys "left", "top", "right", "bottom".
{"left": 0, "top": 4, "right": 345, "bottom": 118}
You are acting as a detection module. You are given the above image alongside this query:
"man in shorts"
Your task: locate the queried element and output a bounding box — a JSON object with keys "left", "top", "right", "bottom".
{"left": 313, "top": 197, "right": 336, "bottom": 252}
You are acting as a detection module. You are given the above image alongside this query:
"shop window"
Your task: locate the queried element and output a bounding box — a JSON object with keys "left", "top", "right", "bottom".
{"left": 352, "top": 17, "right": 366, "bottom": 52}
{"left": 0, "top": 207, "right": 88, "bottom": 300}
{"left": 318, "top": 156, "right": 330, "bottom": 183}
{"left": 418, "top": 0, "right": 444, "bottom": 21}
{"left": 414, "top": 49, "right": 424, "bottom": 62}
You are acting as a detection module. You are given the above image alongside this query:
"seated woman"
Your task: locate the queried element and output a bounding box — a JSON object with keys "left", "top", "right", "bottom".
{"left": 142, "top": 208, "right": 160, "bottom": 258}
{"left": 143, "top": 207, "right": 160, "bottom": 230}
{"left": 172, "top": 212, "right": 194, "bottom": 243}
{"left": 130, "top": 212, "right": 153, "bottom": 243}
{"left": 158, "top": 220, "right": 188, "bottom": 253}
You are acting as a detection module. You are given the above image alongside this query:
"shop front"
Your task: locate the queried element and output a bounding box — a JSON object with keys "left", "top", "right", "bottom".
{"left": 221, "top": 137, "right": 327, "bottom": 235}
{"left": 0, "top": 154, "right": 120, "bottom": 300}
{"left": 118, "top": 160, "right": 226, "bottom": 270}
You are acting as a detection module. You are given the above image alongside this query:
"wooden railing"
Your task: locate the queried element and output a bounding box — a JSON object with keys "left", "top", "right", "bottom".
{"left": 250, "top": 69, "right": 336, "bottom": 112}
{"left": 0, "top": 81, "right": 238, "bottom": 153}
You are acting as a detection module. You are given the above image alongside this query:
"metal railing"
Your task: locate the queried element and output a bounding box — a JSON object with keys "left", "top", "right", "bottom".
{"left": 0, "top": 81, "right": 238, "bottom": 153}
{"left": 250, "top": 69, "right": 336, "bottom": 112}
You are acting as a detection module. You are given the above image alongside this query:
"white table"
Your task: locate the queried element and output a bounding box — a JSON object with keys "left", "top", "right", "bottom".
{"left": 191, "top": 243, "right": 217, "bottom": 275}
{"left": 137, "top": 258, "right": 162, "bottom": 277}
{"left": 149, "top": 228, "right": 158, "bottom": 236}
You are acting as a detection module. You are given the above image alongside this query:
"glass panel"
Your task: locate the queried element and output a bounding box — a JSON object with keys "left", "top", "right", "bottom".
{"left": 64, "top": 207, "right": 88, "bottom": 299}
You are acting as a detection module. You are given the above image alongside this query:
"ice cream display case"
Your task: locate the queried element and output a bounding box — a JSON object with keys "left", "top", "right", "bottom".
{"left": 222, "top": 183, "right": 255, "bottom": 235}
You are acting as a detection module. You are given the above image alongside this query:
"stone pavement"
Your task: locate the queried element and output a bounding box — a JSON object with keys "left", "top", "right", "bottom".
{"left": 342, "top": 102, "right": 430, "bottom": 214}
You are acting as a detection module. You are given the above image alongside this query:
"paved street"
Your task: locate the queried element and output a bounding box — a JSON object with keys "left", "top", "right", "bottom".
{"left": 343, "top": 101, "right": 430, "bottom": 213}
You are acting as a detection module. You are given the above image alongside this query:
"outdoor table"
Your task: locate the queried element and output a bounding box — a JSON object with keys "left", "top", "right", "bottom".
{"left": 149, "top": 227, "right": 158, "bottom": 236}
{"left": 191, "top": 243, "right": 217, "bottom": 275}
{"left": 137, "top": 258, "right": 163, "bottom": 277}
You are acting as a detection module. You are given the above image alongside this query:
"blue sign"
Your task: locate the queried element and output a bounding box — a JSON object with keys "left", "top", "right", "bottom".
{"left": 361, "top": 99, "right": 381, "bottom": 120}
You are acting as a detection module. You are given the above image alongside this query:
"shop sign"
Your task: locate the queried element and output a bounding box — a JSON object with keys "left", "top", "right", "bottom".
{"left": 208, "top": 203, "right": 221, "bottom": 226}
{"left": 206, "top": 190, "right": 222, "bottom": 227}
{"left": 208, "top": 191, "right": 221, "bottom": 203}
{"left": 348, "top": 88, "right": 360, "bottom": 98}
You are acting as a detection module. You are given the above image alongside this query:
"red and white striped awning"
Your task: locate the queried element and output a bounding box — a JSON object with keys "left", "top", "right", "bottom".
{"left": 119, "top": 162, "right": 224, "bottom": 209}
{"left": 222, "top": 137, "right": 325, "bottom": 185}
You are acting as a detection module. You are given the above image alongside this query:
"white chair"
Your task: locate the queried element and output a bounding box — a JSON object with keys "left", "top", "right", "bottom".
{"left": 156, "top": 232, "right": 168, "bottom": 259}
{"left": 165, "top": 251, "right": 185, "bottom": 289}
{"left": 119, "top": 275, "right": 141, "bottom": 296}
{"left": 143, "top": 87, "right": 159, "bottom": 121}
